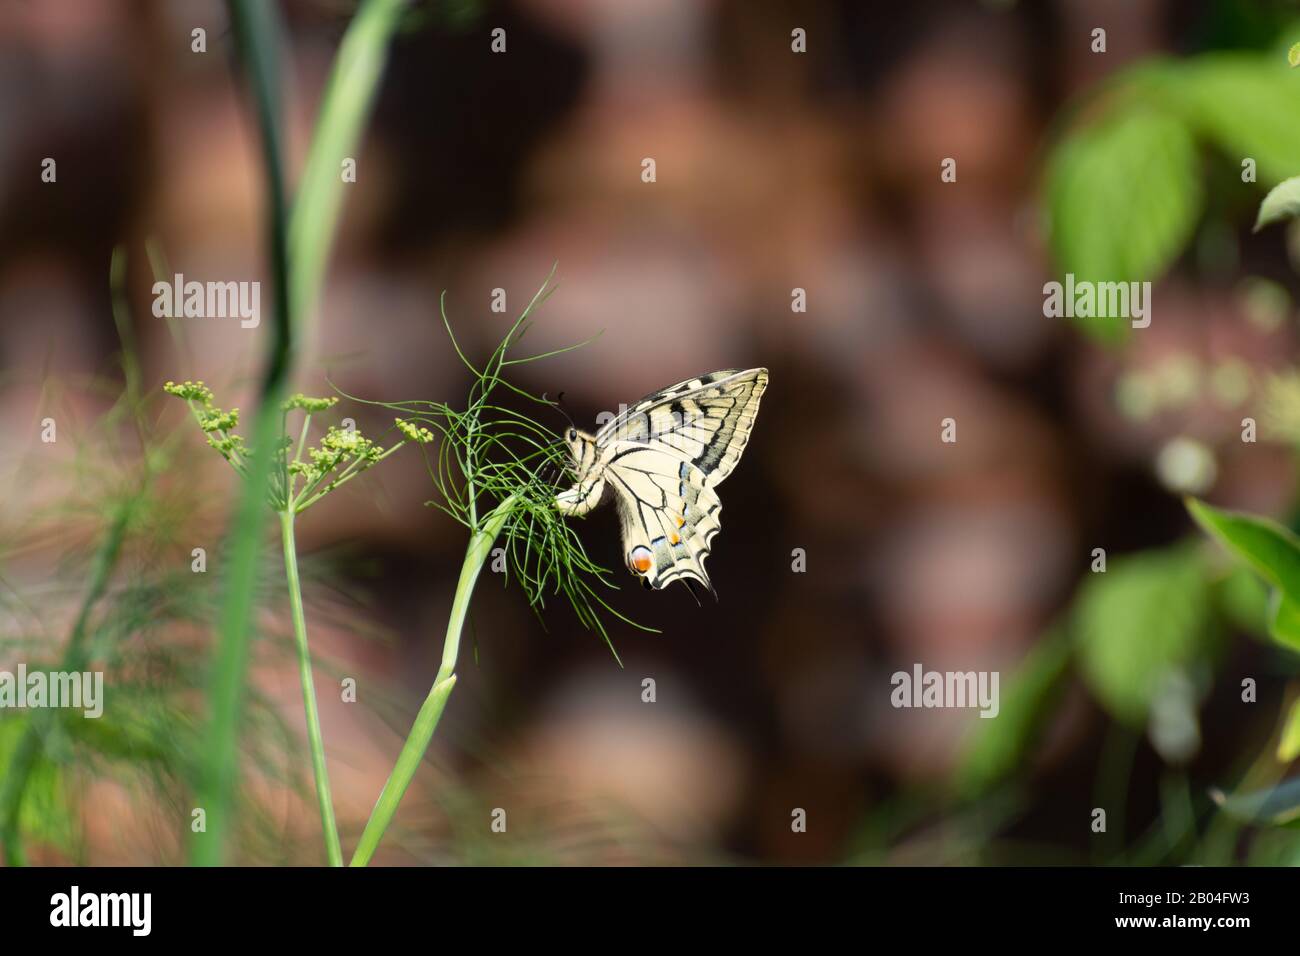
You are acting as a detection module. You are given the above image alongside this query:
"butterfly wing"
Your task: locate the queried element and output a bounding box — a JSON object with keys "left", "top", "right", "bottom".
{"left": 603, "top": 449, "right": 723, "bottom": 592}
{"left": 598, "top": 368, "right": 767, "bottom": 592}
{"left": 596, "top": 368, "right": 767, "bottom": 488}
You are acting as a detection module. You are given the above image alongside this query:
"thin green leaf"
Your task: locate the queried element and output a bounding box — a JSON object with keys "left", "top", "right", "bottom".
{"left": 195, "top": 0, "right": 294, "bottom": 868}
{"left": 1187, "top": 498, "right": 1300, "bottom": 652}
{"left": 288, "top": 0, "right": 410, "bottom": 328}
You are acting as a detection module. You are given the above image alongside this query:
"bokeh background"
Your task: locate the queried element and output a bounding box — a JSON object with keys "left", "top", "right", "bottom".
{"left": 3, "top": 0, "right": 1300, "bottom": 865}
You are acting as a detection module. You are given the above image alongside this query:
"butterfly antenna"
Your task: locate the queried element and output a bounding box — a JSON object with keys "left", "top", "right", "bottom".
{"left": 542, "top": 391, "right": 577, "bottom": 430}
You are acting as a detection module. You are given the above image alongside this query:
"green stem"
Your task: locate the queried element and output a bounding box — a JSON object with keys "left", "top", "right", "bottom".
{"left": 349, "top": 495, "right": 516, "bottom": 866}
{"left": 289, "top": 413, "right": 312, "bottom": 500}
{"left": 289, "top": 0, "right": 410, "bottom": 330}
{"left": 193, "top": 0, "right": 293, "bottom": 867}
{"left": 193, "top": 0, "right": 404, "bottom": 865}
{"left": 280, "top": 510, "right": 343, "bottom": 866}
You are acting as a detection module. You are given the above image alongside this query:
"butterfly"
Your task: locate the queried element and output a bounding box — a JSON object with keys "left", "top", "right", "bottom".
{"left": 555, "top": 368, "right": 768, "bottom": 596}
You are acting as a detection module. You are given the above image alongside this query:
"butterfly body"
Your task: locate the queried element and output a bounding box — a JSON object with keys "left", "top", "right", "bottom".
{"left": 556, "top": 368, "right": 768, "bottom": 595}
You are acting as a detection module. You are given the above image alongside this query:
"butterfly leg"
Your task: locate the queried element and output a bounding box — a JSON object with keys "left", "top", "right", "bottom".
{"left": 555, "top": 475, "right": 605, "bottom": 516}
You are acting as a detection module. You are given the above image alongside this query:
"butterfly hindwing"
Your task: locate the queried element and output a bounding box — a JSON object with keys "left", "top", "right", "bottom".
{"left": 603, "top": 450, "right": 722, "bottom": 592}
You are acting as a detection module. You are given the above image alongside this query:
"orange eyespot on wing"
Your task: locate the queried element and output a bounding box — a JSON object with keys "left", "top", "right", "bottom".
{"left": 629, "top": 546, "right": 653, "bottom": 574}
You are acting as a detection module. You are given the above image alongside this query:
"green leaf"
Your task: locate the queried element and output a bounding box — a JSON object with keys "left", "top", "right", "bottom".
{"left": 1186, "top": 498, "right": 1300, "bottom": 652}
{"left": 1187, "top": 499, "right": 1300, "bottom": 587}
{"left": 1211, "top": 777, "right": 1300, "bottom": 827}
{"left": 1255, "top": 175, "right": 1300, "bottom": 232}
{"left": 1288, "top": 42, "right": 1300, "bottom": 68}
{"left": 955, "top": 627, "right": 1072, "bottom": 798}
{"left": 1279, "top": 698, "right": 1300, "bottom": 762}
{"left": 1073, "top": 544, "right": 1212, "bottom": 725}
{"left": 1174, "top": 55, "right": 1300, "bottom": 186}
{"left": 1044, "top": 108, "right": 1202, "bottom": 344}
{"left": 1040, "top": 51, "right": 1300, "bottom": 345}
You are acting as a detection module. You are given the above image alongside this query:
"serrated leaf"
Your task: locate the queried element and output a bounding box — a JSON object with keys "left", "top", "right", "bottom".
{"left": 1073, "top": 544, "right": 1212, "bottom": 725}
{"left": 1044, "top": 108, "right": 1202, "bottom": 345}
{"left": 1254, "top": 175, "right": 1300, "bottom": 232}
{"left": 1187, "top": 498, "right": 1300, "bottom": 652}
{"left": 1211, "top": 777, "right": 1300, "bottom": 827}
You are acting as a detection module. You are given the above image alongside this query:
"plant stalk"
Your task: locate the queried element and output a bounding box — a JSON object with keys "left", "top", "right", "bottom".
{"left": 349, "top": 495, "right": 516, "bottom": 866}
{"left": 188, "top": 0, "right": 404, "bottom": 864}
{"left": 193, "top": 0, "right": 294, "bottom": 867}
{"left": 289, "top": 0, "right": 409, "bottom": 329}
{"left": 280, "top": 510, "right": 343, "bottom": 866}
